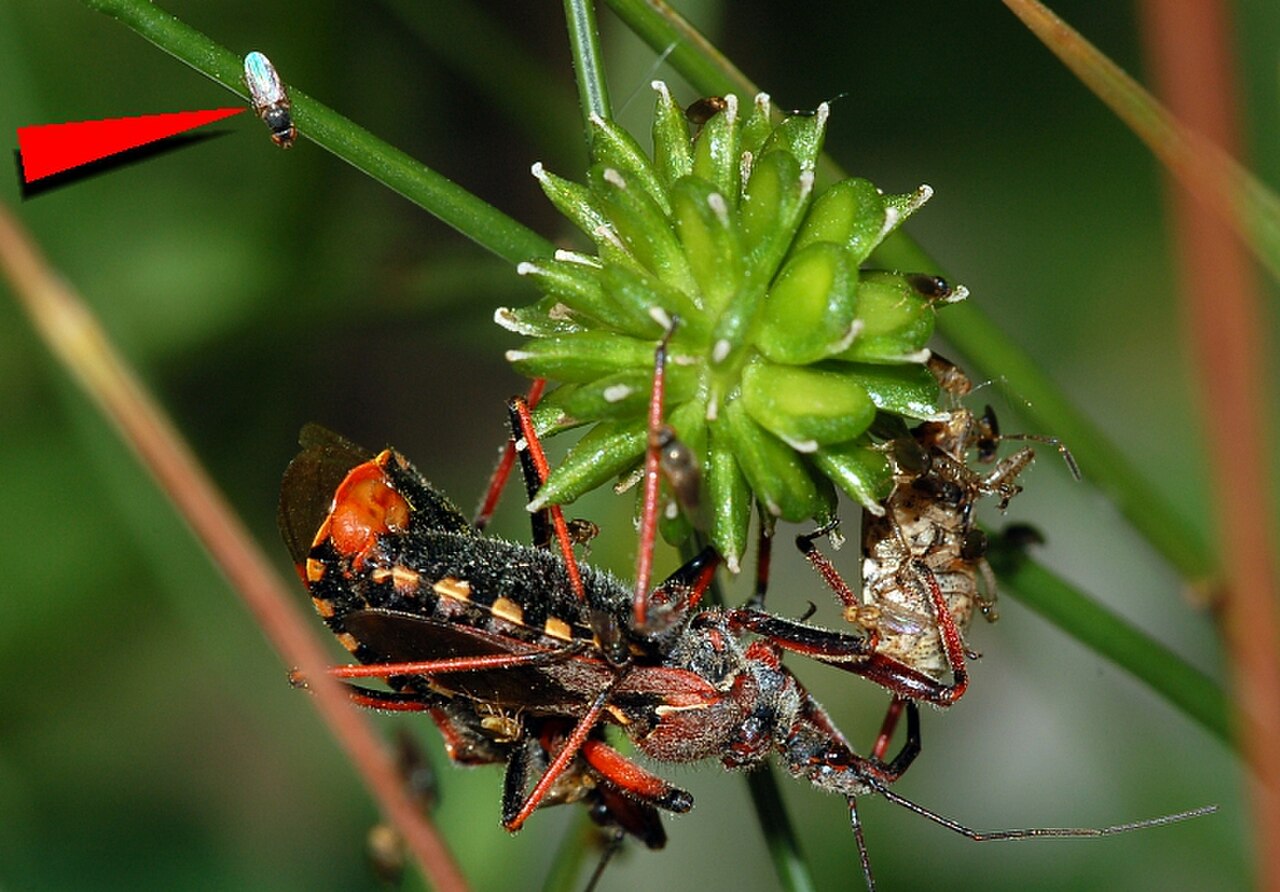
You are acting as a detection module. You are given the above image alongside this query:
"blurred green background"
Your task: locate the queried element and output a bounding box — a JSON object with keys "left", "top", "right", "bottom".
{"left": 1, "top": 2, "right": 1272, "bottom": 889}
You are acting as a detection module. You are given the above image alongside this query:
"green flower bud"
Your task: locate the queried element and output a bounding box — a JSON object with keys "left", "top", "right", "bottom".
{"left": 741, "top": 358, "right": 877, "bottom": 450}
{"left": 723, "top": 398, "right": 820, "bottom": 521}
{"left": 650, "top": 81, "right": 693, "bottom": 188}
{"left": 838, "top": 271, "right": 937, "bottom": 363}
{"left": 504, "top": 84, "right": 964, "bottom": 568}
{"left": 756, "top": 242, "right": 858, "bottom": 364}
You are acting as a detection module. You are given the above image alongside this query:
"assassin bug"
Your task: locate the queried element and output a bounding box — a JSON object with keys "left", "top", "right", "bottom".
{"left": 280, "top": 335, "right": 1211, "bottom": 889}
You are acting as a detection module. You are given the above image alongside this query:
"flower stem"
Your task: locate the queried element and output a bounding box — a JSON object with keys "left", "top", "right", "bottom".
{"left": 82, "top": 0, "right": 554, "bottom": 265}
{"left": 564, "top": 0, "right": 613, "bottom": 130}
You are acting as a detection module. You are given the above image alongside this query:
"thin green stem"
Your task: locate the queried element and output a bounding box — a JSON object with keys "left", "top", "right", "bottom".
{"left": 602, "top": 0, "right": 750, "bottom": 103}
{"left": 987, "top": 537, "right": 1231, "bottom": 745}
{"left": 83, "top": 0, "right": 554, "bottom": 266}
{"left": 1005, "top": 0, "right": 1280, "bottom": 286}
{"left": 564, "top": 0, "right": 612, "bottom": 132}
{"left": 743, "top": 768, "right": 818, "bottom": 892}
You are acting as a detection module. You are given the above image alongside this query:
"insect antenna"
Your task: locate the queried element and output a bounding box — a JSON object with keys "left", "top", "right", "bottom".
{"left": 999, "top": 431, "right": 1083, "bottom": 481}
{"left": 581, "top": 828, "right": 626, "bottom": 892}
{"left": 870, "top": 780, "right": 1216, "bottom": 841}
{"left": 848, "top": 797, "right": 877, "bottom": 892}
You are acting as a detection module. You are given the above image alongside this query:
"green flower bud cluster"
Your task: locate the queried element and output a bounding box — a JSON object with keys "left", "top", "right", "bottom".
{"left": 497, "top": 83, "right": 965, "bottom": 572}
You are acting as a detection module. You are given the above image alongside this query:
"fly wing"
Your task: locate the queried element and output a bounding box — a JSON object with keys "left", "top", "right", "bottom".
{"left": 243, "top": 51, "right": 286, "bottom": 106}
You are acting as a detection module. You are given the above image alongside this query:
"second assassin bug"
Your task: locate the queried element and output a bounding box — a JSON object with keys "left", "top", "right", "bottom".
{"left": 280, "top": 334, "right": 1212, "bottom": 890}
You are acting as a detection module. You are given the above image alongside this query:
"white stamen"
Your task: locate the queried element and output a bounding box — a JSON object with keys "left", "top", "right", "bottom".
{"left": 603, "top": 168, "right": 627, "bottom": 189}
{"left": 779, "top": 435, "right": 818, "bottom": 453}
{"left": 554, "top": 249, "right": 601, "bottom": 267}
{"left": 603, "top": 384, "right": 634, "bottom": 403}
{"left": 708, "top": 192, "right": 730, "bottom": 227}
{"left": 830, "top": 319, "right": 864, "bottom": 353}
{"left": 712, "top": 339, "right": 731, "bottom": 364}
{"left": 592, "top": 225, "right": 625, "bottom": 250}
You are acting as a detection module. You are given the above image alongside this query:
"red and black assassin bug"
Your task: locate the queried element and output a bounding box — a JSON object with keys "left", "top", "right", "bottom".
{"left": 279, "top": 340, "right": 1212, "bottom": 890}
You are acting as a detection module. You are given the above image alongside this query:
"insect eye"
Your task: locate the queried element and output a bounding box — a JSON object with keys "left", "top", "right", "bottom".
{"left": 960, "top": 529, "right": 988, "bottom": 560}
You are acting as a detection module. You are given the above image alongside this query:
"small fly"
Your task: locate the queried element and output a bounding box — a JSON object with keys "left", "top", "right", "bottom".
{"left": 243, "top": 51, "right": 295, "bottom": 149}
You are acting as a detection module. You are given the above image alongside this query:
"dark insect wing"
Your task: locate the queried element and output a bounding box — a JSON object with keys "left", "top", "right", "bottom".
{"left": 342, "top": 608, "right": 618, "bottom": 714}
{"left": 278, "top": 424, "right": 374, "bottom": 566}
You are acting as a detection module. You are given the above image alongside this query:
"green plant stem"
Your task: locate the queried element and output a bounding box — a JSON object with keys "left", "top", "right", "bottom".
{"left": 539, "top": 811, "right": 597, "bottom": 892}
{"left": 564, "top": 0, "right": 612, "bottom": 130}
{"left": 987, "top": 538, "right": 1231, "bottom": 745}
{"left": 83, "top": 0, "right": 554, "bottom": 266}
{"left": 602, "top": 0, "right": 750, "bottom": 106}
{"left": 743, "top": 767, "right": 818, "bottom": 892}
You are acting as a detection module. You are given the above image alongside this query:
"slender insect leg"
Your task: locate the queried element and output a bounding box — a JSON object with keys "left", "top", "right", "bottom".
{"left": 796, "top": 522, "right": 874, "bottom": 627}
{"left": 474, "top": 377, "right": 545, "bottom": 530}
{"left": 508, "top": 393, "right": 586, "bottom": 600}
{"left": 503, "top": 683, "right": 618, "bottom": 831}
{"left": 633, "top": 323, "right": 677, "bottom": 627}
{"left": 579, "top": 738, "right": 693, "bottom": 812}
{"left": 582, "top": 829, "right": 626, "bottom": 892}
{"left": 908, "top": 559, "right": 969, "bottom": 705}
{"left": 847, "top": 796, "right": 877, "bottom": 892}
{"left": 745, "top": 506, "right": 776, "bottom": 611}
{"left": 870, "top": 696, "right": 907, "bottom": 763}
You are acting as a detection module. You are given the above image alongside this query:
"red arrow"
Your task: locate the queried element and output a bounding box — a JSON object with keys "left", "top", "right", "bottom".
{"left": 17, "top": 107, "right": 246, "bottom": 182}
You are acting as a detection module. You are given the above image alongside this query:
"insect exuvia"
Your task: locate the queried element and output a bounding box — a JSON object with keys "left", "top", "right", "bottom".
{"left": 243, "top": 51, "right": 295, "bottom": 149}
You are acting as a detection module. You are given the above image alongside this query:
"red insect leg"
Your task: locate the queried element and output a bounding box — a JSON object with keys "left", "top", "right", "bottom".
{"left": 503, "top": 685, "right": 614, "bottom": 831}
{"left": 633, "top": 327, "right": 675, "bottom": 628}
{"left": 579, "top": 738, "right": 692, "bottom": 813}
{"left": 508, "top": 394, "right": 586, "bottom": 601}
{"left": 323, "top": 647, "right": 583, "bottom": 680}
{"left": 474, "top": 377, "right": 546, "bottom": 530}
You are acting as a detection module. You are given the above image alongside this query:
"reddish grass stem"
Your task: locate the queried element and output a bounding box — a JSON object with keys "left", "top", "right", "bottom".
{"left": 0, "top": 201, "right": 469, "bottom": 892}
{"left": 1135, "top": 3, "right": 1280, "bottom": 889}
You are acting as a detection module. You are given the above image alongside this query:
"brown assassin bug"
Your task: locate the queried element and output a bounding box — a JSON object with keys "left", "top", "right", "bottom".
{"left": 280, "top": 332, "right": 1211, "bottom": 890}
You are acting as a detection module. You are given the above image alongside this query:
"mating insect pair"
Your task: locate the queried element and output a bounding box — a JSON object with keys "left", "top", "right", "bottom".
{"left": 279, "top": 332, "right": 1211, "bottom": 889}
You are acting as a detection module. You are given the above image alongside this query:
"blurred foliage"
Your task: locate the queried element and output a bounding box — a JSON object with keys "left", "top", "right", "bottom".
{"left": 0, "top": 1, "right": 1270, "bottom": 890}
